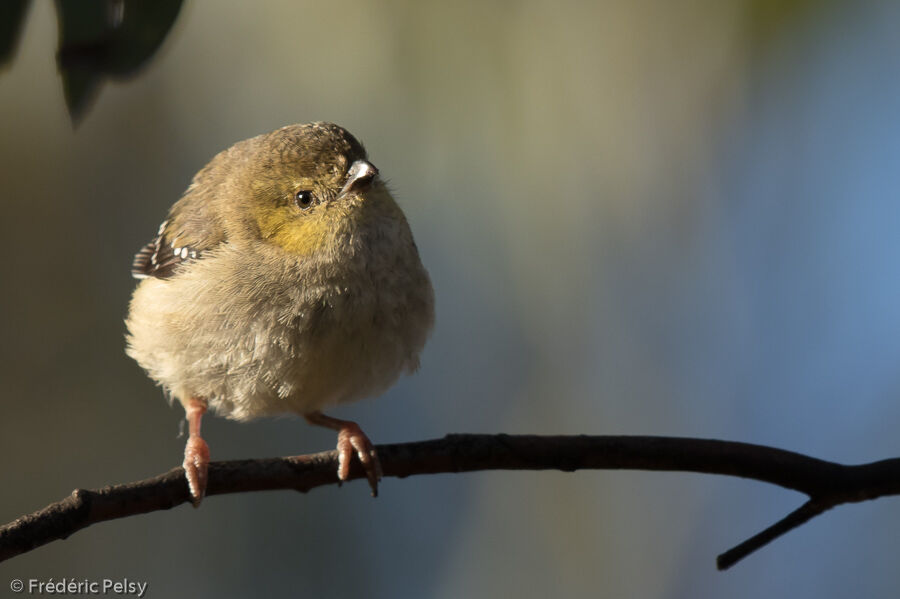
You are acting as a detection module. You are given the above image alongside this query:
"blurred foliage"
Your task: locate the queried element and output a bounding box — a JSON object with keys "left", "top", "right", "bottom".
{"left": 744, "top": 0, "right": 821, "bottom": 47}
{"left": 0, "top": 0, "right": 182, "bottom": 123}
{"left": 55, "top": 0, "right": 183, "bottom": 123}
{"left": 0, "top": 0, "right": 30, "bottom": 66}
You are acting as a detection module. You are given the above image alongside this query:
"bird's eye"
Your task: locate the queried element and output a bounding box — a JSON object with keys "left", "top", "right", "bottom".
{"left": 294, "top": 190, "right": 314, "bottom": 209}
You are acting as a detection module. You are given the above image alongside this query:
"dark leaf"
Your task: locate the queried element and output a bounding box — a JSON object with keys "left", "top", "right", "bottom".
{"left": 0, "top": 0, "right": 30, "bottom": 67}
{"left": 55, "top": 0, "right": 183, "bottom": 124}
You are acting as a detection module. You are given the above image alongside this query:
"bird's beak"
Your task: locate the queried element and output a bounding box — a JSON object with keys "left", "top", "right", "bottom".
{"left": 338, "top": 160, "right": 379, "bottom": 198}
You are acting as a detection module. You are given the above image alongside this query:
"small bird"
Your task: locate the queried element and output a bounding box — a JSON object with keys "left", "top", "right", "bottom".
{"left": 126, "top": 123, "right": 434, "bottom": 504}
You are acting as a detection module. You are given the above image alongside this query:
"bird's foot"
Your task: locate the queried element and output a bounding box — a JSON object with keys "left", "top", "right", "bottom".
{"left": 335, "top": 422, "right": 382, "bottom": 496}
{"left": 305, "top": 411, "right": 382, "bottom": 496}
{"left": 183, "top": 434, "right": 210, "bottom": 506}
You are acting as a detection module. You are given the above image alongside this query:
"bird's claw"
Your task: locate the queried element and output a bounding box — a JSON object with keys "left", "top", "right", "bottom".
{"left": 336, "top": 423, "right": 382, "bottom": 497}
{"left": 183, "top": 434, "right": 210, "bottom": 506}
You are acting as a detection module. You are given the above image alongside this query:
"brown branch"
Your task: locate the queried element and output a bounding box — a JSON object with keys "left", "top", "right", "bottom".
{"left": 2, "top": 434, "right": 900, "bottom": 568}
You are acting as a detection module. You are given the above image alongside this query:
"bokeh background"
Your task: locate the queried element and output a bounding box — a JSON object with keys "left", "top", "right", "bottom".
{"left": 3, "top": 1, "right": 900, "bottom": 597}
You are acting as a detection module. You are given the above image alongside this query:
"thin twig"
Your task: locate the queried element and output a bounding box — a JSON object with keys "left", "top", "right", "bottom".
{"left": 716, "top": 498, "right": 834, "bottom": 570}
{"left": 2, "top": 434, "right": 899, "bottom": 568}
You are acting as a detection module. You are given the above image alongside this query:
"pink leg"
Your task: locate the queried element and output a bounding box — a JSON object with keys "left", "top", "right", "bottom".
{"left": 304, "top": 411, "right": 382, "bottom": 497}
{"left": 183, "top": 398, "right": 210, "bottom": 506}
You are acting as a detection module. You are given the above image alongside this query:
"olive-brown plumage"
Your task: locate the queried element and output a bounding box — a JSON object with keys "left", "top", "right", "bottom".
{"left": 126, "top": 123, "right": 434, "bottom": 503}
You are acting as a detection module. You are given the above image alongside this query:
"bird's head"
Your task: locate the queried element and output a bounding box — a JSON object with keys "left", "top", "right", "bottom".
{"left": 222, "top": 122, "right": 399, "bottom": 258}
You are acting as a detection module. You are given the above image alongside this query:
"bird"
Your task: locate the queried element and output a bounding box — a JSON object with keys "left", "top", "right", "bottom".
{"left": 125, "top": 122, "right": 434, "bottom": 505}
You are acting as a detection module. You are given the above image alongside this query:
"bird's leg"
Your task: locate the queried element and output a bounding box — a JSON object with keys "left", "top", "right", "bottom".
{"left": 304, "top": 411, "right": 382, "bottom": 496}
{"left": 182, "top": 397, "right": 210, "bottom": 506}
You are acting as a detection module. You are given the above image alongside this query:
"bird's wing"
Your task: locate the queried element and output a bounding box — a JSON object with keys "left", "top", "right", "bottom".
{"left": 131, "top": 166, "right": 228, "bottom": 280}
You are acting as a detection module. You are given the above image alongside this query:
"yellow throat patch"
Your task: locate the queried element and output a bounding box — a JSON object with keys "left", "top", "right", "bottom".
{"left": 256, "top": 206, "right": 332, "bottom": 257}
